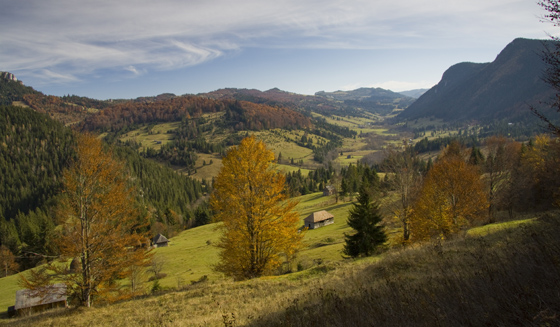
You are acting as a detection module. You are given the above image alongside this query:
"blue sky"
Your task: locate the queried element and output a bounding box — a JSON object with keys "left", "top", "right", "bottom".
{"left": 0, "top": 0, "right": 552, "bottom": 99}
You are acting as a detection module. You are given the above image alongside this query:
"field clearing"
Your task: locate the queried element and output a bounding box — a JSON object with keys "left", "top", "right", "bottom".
{"left": 11, "top": 101, "right": 29, "bottom": 108}
{"left": 188, "top": 153, "right": 223, "bottom": 181}
{"left": 119, "top": 122, "right": 179, "bottom": 150}
{"left": 134, "top": 191, "right": 355, "bottom": 289}
{"left": 251, "top": 131, "right": 315, "bottom": 163}
{"left": 0, "top": 274, "right": 22, "bottom": 316}
{"left": 276, "top": 164, "right": 312, "bottom": 175}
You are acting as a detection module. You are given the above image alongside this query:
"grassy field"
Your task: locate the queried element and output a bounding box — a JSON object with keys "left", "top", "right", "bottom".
{"left": 119, "top": 122, "right": 180, "bottom": 150}
{"left": 2, "top": 212, "right": 557, "bottom": 326}
{"left": 0, "top": 191, "right": 354, "bottom": 312}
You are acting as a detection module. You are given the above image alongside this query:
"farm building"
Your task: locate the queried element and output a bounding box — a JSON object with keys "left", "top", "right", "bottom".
{"left": 8, "top": 283, "right": 67, "bottom": 317}
{"left": 323, "top": 185, "right": 336, "bottom": 196}
{"left": 304, "top": 210, "right": 334, "bottom": 229}
{"left": 152, "top": 233, "right": 169, "bottom": 248}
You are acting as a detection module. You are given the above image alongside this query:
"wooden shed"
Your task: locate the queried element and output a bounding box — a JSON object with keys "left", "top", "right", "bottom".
{"left": 152, "top": 234, "right": 169, "bottom": 248}
{"left": 9, "top": 283, "right": 67, "bottom": 317}
{"left": 304, "top": 210, "right": 334, "bottom": 229}
{"left": 323, "top": 185, "right": 336, "bottom": 196}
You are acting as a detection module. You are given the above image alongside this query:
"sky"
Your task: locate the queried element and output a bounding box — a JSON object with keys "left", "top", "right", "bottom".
{"left": 0, "top": 0, "right": 553, "bottom": 100}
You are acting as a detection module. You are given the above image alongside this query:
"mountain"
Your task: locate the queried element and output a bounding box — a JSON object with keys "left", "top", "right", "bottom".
{"left": 399, "top": 89, "right": 429, "bottom": 98}
{"left": 397, "top": 38, "right": 556, "bottom": 123}
{"left": 200, "top": 87, "right": 347, "bottom": 115}
{"left": 200, "top": 86, "right": 413, "bottom": 116}
{"left": 315, "top": 87, "right": 414, "bottom": 114}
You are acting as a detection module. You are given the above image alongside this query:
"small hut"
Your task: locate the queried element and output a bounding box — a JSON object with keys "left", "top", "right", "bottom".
{"left": 304, "top": 210, "right": 334, "bottom": 229}
{"left": 323, "top": 185, "right": 336, "bottom": 196}
{"left": 10, "top": 284, "right": 67, "bottom": 317}
{"left": 152, "top": 234, "right": 169, "bottom": 248}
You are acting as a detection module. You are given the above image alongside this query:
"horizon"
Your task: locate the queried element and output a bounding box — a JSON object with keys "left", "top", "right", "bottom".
{"left": 1, "top": 1, "right": 551, "bottom": 100}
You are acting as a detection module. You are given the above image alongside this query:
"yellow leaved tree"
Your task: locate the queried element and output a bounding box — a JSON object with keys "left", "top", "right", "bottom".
{"left": 210, "top": 136, "right": 304, "bottom": 280}
{"left": 410, "top": 142, "right": 488, "bottom": 241}
{"left": 21, "top": 133, "right": 151, "bottom": 307}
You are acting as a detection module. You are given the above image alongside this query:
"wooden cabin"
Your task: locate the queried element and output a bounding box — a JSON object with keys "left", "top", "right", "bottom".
{"left": 304, "top": 210, "right": 334, "bottom": 229}
{"left": 152, "top": 234, "right": 169, "bottom": 248}
{"left": 323, "top": 185, "right": 336, "bottom": 196}
{"left": 9, "top": 284, "right": 67, "bottom": 317}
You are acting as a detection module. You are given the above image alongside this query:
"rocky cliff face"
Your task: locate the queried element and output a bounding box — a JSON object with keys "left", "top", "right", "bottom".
{"left": 1, "top": 72, "right": 22, "bottom": 84}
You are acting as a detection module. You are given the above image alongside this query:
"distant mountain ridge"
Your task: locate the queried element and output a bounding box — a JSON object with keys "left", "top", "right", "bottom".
{"left": 200, "top": 86, "right": 413, "bottom": 116}
{"left": 314, "top": 87, "right": 414, "bottom": 114}
{"left": 397, "top": 38, "right": 556, "bottom": 123}
{"left": 399, "top": 89, "right": 428, "bottom": 98}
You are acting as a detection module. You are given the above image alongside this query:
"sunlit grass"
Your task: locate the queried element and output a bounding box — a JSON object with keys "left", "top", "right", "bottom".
{"left": 5, "top": 212, "right": 557, "bottom": 326}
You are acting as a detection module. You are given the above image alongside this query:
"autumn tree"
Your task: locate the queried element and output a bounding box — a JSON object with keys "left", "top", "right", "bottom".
{"left": 0, "top": 245, "right": 19, "bottom": 277}
{"left": 484, "top": 136, "right": 522, "bottom": 220}
{"left": 20, "top": 133, "right": 152, "bottom": 307}
{"left": 382, "top": 146, "right": 422, "bottom": 242}
{"left": 410, "top": 143, "right": 488, "bottom": 241}
{"left": 518, "top": 135, "right": 560, "bottom": 209}
{"left": 343, "top": 180, "right": 387, "bottom": 257}
{"left": 210, "top": 136, "right": 304, "bottom": 280}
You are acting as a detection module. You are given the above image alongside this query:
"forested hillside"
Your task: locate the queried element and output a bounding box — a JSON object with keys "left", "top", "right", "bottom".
{"left": 0, "top": 105, "right": 207, "bottom": 270}
{"left": 201, "top": 87, "right": 411, "bottom": 116}
{"left": 80, "top": 96, "right": 311, "bottom": 132}
{"left": 0, "top": 73, "right": 41, "bottom": 106}
{"left": 315, "top": 87, "right": 414, "bottom": 115}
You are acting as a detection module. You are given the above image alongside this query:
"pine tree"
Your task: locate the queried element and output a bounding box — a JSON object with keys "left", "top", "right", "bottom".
{"left": 343, "top": 181, "right": 387, "bottom": 257}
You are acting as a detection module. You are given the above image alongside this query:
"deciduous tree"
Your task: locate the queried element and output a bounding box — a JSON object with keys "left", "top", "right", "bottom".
{"left": 210, "top": 136, "right": 303, "bottom": 280}
{"left": 410, "top": 143, "right": 488, "bottom": 241}
{"left": 382, "top": 146, "right": 422, "bottom": 242}
{"left": 484, "top": 136, "right": 521, "bottom": 220}
{"left": 0, "top": 245, "right": 18, "bottom": 277}
{"left": 20, "top": 133, "right": 151, "bottom": 307}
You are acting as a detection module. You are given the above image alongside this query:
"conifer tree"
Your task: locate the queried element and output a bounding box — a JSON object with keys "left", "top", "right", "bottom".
{"left": 343, "top": 180, "right": 387, "bottom": 257}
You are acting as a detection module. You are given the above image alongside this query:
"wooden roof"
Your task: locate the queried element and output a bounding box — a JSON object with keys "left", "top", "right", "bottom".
{"left": 153, "top": 233, "right": 169, "bottom": 244}
{"left": 304, "top": 210, "right": 334, "bottom": 223}
{"left": 15, "top": 284, "right": 66, "bottom": 310}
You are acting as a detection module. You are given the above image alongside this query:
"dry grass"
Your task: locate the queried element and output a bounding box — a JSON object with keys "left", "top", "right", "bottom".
{"left": 3, "top": 212, "right": 559, "bottom": 327}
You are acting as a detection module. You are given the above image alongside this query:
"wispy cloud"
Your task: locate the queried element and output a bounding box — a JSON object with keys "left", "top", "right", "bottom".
{"left": 0, "top": 0, "right": 546, "bottom": 85}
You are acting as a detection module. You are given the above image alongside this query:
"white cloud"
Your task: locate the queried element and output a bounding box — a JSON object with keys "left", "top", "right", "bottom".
{"left": 0, "top": 0, "right": 548, "bottom": 84}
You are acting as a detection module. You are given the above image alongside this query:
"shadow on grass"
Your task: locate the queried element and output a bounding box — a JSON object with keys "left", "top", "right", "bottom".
{"left": 247, "top": 212, "right": 560, "bottom": 327}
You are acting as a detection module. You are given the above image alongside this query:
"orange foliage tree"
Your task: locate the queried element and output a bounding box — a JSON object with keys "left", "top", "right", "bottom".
{"left": 0, "top": 245, "right": 19, "bottom": 277}
{"left": 410, "top": 143, "right": 488, "bottom": 241}
{"left": 210, "top": 136, "right": 304, "bottom": 280}
{"left": 20, "top": 133, "right": 151, "bottom": 307}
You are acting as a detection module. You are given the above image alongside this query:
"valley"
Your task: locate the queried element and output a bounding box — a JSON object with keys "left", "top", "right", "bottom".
{"left": 1, "top": 36, "right": 560, "bottom": 326}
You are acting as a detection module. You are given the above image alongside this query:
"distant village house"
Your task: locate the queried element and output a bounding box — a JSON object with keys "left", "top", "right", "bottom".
{"left": 304, "top": 210, "right": 334, "bottom": 229}
{"left": 152, "top": 234, "right": 169, "bottom": 248}
{"left": 323, "top": 185, "right": 336, "bottom": 196}
{"left": 8, "top": 283, "right": 67, "bottom": 317}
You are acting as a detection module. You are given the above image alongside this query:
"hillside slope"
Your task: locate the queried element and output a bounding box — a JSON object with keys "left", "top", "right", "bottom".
{"left": 398, "top": 38, "right": 556, "bottom": 123}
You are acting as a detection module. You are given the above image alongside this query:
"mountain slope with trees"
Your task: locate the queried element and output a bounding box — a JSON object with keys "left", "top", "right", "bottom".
{"left": 0, "top": 105, "right": 207, "bottom": 271}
